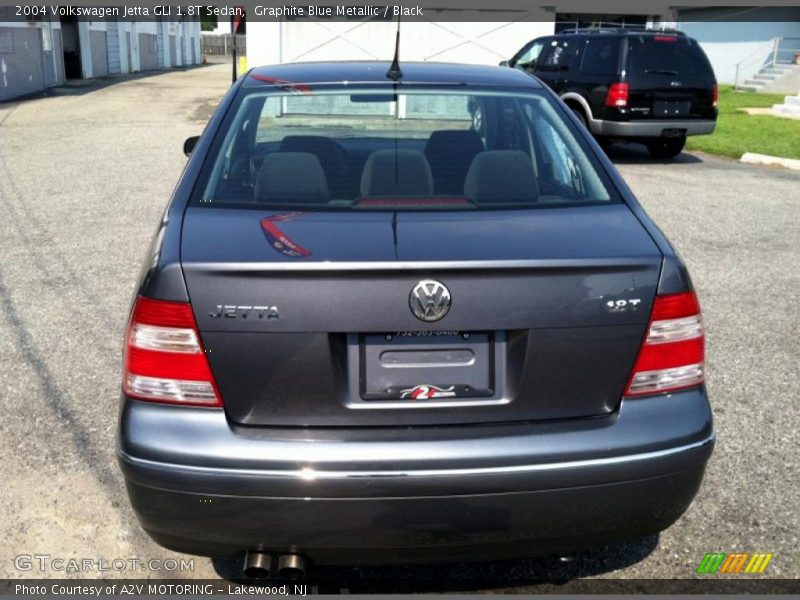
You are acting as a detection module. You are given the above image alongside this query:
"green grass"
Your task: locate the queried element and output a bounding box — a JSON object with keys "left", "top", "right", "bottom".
{"left": 685, "top": 85, "right": 800, "bottom": 160}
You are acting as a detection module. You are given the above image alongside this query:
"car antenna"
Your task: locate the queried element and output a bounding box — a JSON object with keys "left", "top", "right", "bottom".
{"left": 386, "top": 14, "right": 403, "bottom": 81}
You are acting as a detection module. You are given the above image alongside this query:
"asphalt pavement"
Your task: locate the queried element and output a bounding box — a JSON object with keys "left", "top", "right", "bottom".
{"left": 0, "top": 63, "right": 797, "bottom": 591}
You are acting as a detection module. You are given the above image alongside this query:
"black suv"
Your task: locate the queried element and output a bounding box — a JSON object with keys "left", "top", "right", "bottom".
{"left": 503, "top": 30, "right": 718, "bottom": 158}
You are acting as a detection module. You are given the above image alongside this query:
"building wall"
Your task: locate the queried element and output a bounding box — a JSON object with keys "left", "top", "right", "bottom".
{"left": 678, "top": 7, "right": 800, "bottom": 84}
{"left": 169, "top": 34, "right": 178, "bottom": 67}
{"left": 127, "top": 31, "right": 134, "bottom": 71}
{"left": 0, "top": 26, "right": 45, "bottom": 102}
{"left": 52, "top": 28, "right": 65, "bottom": 86}
{"left": 139, "top": 33, "right": 159, "bottom": 70}
{"left": 0, "top": 18, "right": 200, "bottom": 102}
{"left": 181, "top": 29, "right": 188, "bottom": 65}
{"left": 156, "top": 23, "right": 165, "bottom": 67}
{"left": 107, "top": 23, "right": 121, "bottom": 74}
{"left": 89, "top": 30, "right": 109, "bottom": 78}
{"left": 41, "top": 23, "right": 59, "bottom": 87}
{"left": 247, "top": 17, "right": 555, "bottom": 68}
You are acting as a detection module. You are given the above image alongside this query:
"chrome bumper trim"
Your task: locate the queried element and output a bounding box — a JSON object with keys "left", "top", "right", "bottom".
{"left": 119, "top": 432, "right": 714, "bottom": 481}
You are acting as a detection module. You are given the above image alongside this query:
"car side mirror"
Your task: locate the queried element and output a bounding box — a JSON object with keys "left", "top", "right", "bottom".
{"left": 183, "top": 136, "right": 200, "bottom": 157}
{"left": 498, "top": 60, "right": 510, "bottom": 68}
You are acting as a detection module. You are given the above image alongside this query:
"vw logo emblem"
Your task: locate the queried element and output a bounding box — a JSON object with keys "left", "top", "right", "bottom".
{"left": 409, "top": 280, "right": 451, "bottom": 322}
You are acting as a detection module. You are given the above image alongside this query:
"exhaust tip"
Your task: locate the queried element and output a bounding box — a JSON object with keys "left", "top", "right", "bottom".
{"left": 243, "top": 551, "right": 272, "bottom": 579}
{"left": 278, "top": 554, "right": 307, "bottom": 580}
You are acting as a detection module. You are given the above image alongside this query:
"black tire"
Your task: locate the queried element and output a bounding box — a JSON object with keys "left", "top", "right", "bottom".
{"left": 646, "top": 137, "right": 686, "bottom": 159}
{"left": 596, "top": 136, "right": 613, "bottom": 152}
{"left": 570, "top": 107, "right": 588, "bottom": 130}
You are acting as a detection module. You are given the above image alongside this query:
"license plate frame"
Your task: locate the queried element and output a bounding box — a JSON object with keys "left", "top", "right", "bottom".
{"left": 653, "top": 100, "right": 691, "bottom": 118}
{"left": 351, "top": 331, "right": 503, "bottom": 404}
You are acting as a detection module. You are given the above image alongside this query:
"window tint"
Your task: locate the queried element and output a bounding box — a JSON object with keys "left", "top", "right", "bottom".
{"left": 580, "top": 38, "right": 620, "bottom": 75}
{"left": 538, "top": 40, "right": 572, "bottom": 71}
{"left": 195, "top": 89, "right": 615, "bottom": 210}
{"left": 515, "top": 40, "right": 545, "bottom": 67}
{"left": 627, "top": 36, "right": 714, "bottom": 78}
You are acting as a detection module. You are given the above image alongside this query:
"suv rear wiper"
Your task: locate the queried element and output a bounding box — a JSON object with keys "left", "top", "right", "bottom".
{"left": 645, "top": 69, "right": 679, "bottom": 75}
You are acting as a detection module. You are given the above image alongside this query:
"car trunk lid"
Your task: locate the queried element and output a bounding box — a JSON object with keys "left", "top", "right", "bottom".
{"left": 181, "top": 205, "right": 663, "bottom": 427}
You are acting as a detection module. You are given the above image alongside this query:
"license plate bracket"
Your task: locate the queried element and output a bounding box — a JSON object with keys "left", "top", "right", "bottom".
{"left": 359, "top": 332, "right": 496, "bottom": 401}
{"left": 653, "top": 100, "right": 691, "bottom": 118}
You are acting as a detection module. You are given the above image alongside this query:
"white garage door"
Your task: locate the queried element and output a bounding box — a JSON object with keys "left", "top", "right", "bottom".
{"left": 247, "top": 15, "right": 555, "bottom": 68}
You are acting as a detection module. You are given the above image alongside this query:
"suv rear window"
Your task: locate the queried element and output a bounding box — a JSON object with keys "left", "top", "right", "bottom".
{"left": 580, "top": 38, "right": 620, "bottom": 75}
{"left": 626, "top": 35, "right": 714, "bottom": 78}
{"left": 196, "top": 88, "right": 615, "bottom": 210}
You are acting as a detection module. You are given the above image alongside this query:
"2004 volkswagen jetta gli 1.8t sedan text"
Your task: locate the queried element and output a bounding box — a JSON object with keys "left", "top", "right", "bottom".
{"left": 117, "top": 62, "right": 714, "bottom": 577}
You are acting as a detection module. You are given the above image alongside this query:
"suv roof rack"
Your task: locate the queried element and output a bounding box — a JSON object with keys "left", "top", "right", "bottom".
{"left": 560, "top": 28, "right": 620, "bottom": 35}
{"left": 560, "top": 27, "right": 686, "bottom": 36}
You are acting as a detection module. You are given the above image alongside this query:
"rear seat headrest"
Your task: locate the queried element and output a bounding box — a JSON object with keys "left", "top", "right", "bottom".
{"left": 279, "top": 135, "right": 346, "bottom": 175}
{"left": 425, "top": 130, "right": 485, "bottom": 195}
{"left": 425, "top": 129, "right": 485, "bottom": 158}
{"left": 360, "top": 149, "right": 433, "bottom": 197}
{"left": 255, "top": 152, "right": 330, "bottom": 203}
{"left": 464, "top": 151, "right": 539, "bottom": 204}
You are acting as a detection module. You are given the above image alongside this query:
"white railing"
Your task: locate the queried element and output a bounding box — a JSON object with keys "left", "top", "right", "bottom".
{"left": 734, "top": 37, "right": 800, "bottom": 90}
{"left": 555, "top": 21, "right": 679, "bottom": 34}
{"left": 777, "top": 37, "right": 800, "bottom": 65}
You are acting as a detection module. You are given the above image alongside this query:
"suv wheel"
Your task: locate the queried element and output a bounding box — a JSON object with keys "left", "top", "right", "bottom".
{"left": 570, "top": 107, "right": 588, "bottom": 130}
{"left": 646, "top": 137, "right": 686, "bottom": 159}
{"left": 596, "top": 136, "right": 613, "bottom": 152}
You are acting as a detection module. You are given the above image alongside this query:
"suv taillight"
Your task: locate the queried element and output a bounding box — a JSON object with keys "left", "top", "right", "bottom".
{"left": 605, "top": 82, "right": 629, "bottom": 108}
{"left": 123, "top": 296, "right": 222, "bottom": 406}
{"left": 624, "top": 291, "right": 705, "bottom": 397}
{"left": 712, "top": 84, "right": 719, "bottom": 108}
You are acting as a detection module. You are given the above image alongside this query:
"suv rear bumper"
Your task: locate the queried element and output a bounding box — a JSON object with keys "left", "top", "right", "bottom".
{"left": 118, "top": 389, "right": 714, "bottom": 563}
{"left": 591, "top": 119, "right": 716, "bottom": 138}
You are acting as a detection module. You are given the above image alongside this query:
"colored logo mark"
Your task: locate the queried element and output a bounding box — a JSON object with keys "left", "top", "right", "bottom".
{"left": 696, "top": 552, "right": 774, "bottom": 574}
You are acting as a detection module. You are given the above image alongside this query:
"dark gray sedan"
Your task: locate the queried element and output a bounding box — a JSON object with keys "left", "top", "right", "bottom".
{"left": 117, "top": 61, "right": 713, "bottom": 579}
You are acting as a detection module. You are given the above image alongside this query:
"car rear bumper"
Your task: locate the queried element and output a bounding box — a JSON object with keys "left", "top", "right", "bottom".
{"left": 118, "top": 389, "right": 714, "bottom": 563}
{"left": 591, "top": 119, "right": 716, "bottom": 138}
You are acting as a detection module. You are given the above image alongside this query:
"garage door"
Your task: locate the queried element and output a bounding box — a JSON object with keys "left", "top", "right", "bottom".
{"left": 278, "top": 16, "right": 554, "bottom": 66}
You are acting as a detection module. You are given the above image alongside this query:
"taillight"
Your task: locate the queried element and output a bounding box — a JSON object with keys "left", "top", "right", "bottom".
{"left": 712, "top": 84, "right": 719, "bottom": 108}
{"left": 123, "top": 296, "right": 222, "bottom": 406}
{"left": 605, "top": 82, "right": 629, "bottom": 108}
{"left": 624, "top": 291, "right": 705, "bottom": 397}
{"left": 653, "top": 35, "right": 678, "bottom": 42}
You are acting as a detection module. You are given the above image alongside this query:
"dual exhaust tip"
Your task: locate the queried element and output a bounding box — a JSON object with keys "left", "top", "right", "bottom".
{"left": 244, "top": 551, "right": 307, "bottom": 580}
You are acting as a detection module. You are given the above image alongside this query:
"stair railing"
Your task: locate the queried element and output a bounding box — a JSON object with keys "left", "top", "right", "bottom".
{"left": 734, "top": 37, "right": 780, "bottom": 90}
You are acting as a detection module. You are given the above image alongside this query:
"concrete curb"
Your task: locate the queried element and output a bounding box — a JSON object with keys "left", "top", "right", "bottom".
{"left": 742, "top": 107, "right": 800, "bottom": 121}
{"left": 740, "top": 152, "right": 800, "bottom": 172}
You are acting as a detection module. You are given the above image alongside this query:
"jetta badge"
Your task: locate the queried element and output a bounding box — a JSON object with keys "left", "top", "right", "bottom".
{"left": 409, "top": 280, "right": 451, "bottom": 322}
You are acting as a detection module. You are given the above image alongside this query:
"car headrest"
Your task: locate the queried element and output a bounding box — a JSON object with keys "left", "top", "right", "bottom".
{"left": 424, "top": 130, "right": 485, "bottom": 194}
{"left": 279, "top": 135, "right": 346, "bottom": 174}
{"left": 255, "top": 152, "right": 330, "bottom": 204}
{"left": 360, "top": 149, "right": 433, "bottom": 197}
{"left": 425, "top": 129, "right": 485, "bottom": 159}
{"left": 464, "top": 151, "right": 539, "bottom": 204}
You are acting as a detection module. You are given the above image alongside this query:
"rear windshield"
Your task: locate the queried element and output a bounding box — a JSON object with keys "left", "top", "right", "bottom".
{"left": 626, "top": 36, "right": 714, "bottom": 79}
{"left": 195, "top": 87, "right": 616, "bottom": 210}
